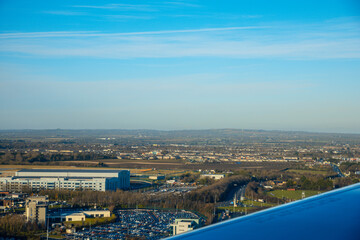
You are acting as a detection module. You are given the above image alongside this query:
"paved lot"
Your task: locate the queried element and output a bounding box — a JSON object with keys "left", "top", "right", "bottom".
{"left": 66, "top": 209, "right": 201, "bottom": 240}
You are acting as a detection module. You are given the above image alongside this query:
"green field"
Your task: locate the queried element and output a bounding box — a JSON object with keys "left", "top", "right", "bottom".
{"left": 242, "top": 200, "right": 276, "bottom": 207}
{"left": 267, "top": 190, "right": 322, "bottom": 200}
{"left": 287, "top": 169, "right": 331, "bottom": 176}
{"left": 217, "top": 206, "right": 255, "bottom": 212}
{"left": 217, "top": 200, "right": 276, "bottom": 213}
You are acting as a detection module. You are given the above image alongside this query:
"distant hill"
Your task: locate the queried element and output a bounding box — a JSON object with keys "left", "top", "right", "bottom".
{"left": 1, "top": 129, "right": 360, "bottom": 144}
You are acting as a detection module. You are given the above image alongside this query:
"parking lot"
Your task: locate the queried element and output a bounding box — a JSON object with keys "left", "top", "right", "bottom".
{"left": 146, "top": 186, "right": 197, "bottom": 196}
{"left": 66, "top": 209, "right": 201, "bottom": 240}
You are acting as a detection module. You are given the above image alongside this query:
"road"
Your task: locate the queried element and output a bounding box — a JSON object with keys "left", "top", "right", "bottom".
{"left": 331, "top": 164, "right": 345, "bottom": 177}
{"left": 217, "top": 184, "right": 246, "bottom": 207}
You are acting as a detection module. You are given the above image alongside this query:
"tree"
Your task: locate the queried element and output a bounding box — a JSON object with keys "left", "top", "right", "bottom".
{"left": 286, "top": 179, "right": 295, "bottom": 188}
{"left": 15, "top": 152, "right": 23, "bottom": 162}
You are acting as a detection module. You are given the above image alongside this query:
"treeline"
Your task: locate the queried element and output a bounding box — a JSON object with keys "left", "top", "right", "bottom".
{"left": 178, "top": 172, "right": 215, "bottom": 185}
{"left": 0, "top": 151, "right": 114, "bottom": 164}
{"left": 39, "top": 189, "right": 215, "bottom": 223}
{"left": 39, "top": 189, "right": 144, "bottom": 207}
{"left": 38, "top": 175, "right": 250, "bottom": 224}
{"left": 286, "top": 176, "right": 333, "bottom": 191}
{"left": 0, "top": 214, "right": 44, "bottom": 239}
{"left": 333, "top": 177, "right": 359, "bottom": 188}
{"left": 340, "top": 162, "right": 360, "bottom": 173}
{"left": 186, "top": 175, "right": 249, "bottom": 203}
{"left": 245, "top": 173, "right": 335, "bottom": 203}
{"left": 249, "top": 166, "right": 337, "bottom": 190}
{"left": 245, "top": 182, "right": 282, "bottom": 204}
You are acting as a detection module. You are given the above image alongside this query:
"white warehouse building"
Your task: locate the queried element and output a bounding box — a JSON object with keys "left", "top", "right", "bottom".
{"left": 0, "top": 169, "right": 130, "bottom": 192}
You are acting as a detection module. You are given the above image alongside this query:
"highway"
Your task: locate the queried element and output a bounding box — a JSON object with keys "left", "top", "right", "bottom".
{"left": 217, "top": 184, "right": 246, "bottom": 207}
{"left": 331, "top": 164, "right": 345, "bottom": 177}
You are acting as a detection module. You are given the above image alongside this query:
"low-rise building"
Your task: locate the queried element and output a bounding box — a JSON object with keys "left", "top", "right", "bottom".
{"left": 64, "top": 210, "right": 111, "bottom": 222}
{"left": 171, "top": 218, "right": 200, "bottom": 235}
{"left": 66, "top": 212, "right": 85, "bottom": 222}
{"left": 166, "top": 180, "right": 176, "bottom": 184}
{"left": 200, "top": 174, "right": 225, "bottom": 180}
{"left": 149, "top": 175, "right": 165, "bottom": 180}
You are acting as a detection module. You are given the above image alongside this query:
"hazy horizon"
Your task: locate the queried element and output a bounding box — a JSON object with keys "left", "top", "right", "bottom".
{"left": 1, "top": 1, "right": 360, "bottom": 133}
{"left": 1, "top": 127, "right": 360, "bottom": 135}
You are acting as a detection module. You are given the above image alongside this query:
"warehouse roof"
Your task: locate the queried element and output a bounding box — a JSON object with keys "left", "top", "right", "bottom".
{"left": 17, "top": 169, "right": 128, "bottom": 173}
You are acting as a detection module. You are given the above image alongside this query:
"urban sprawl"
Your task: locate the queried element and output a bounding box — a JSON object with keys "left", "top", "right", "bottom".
{"left": 0, "top": 129, "right": 359, "bottom": 239}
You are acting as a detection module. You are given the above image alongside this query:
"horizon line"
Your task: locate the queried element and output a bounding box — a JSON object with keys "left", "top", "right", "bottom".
{"left": 0, "top": 128, "right": 359, "bottom": 135}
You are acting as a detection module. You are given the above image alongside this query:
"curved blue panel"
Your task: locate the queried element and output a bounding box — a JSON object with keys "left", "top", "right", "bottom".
{"left": 167, "top": 183, "right": 360, "bottom": 240}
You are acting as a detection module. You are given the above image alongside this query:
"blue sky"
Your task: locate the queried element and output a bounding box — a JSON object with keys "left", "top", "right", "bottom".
{"left": 0, "top": 0, "right": 360, "bottom": 133}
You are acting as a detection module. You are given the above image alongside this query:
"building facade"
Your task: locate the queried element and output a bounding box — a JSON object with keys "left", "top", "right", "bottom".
{"left": 25, "top": 196, "right": 48, "bottom": 224}
{"left": 65, "top": 210, "right": 111, "bottom": 222}
{"left": 0, "top": 169, "right": 130, "bottom": 192}
{"left": 171, "top": 218, "right": 200, "bottom": 236}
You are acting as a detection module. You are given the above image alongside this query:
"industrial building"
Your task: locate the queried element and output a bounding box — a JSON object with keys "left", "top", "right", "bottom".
{"left": 0, "top": 169, "right": 130, "bottom": 192}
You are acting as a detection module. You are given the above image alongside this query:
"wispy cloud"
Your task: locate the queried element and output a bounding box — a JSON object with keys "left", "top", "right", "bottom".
{"left": 0, "top": 20, "right": 359, "bottom": 60}
{"left": 43, "top": 11, "right": 86, "bottom": 16}
{"left": 72, "top": 4, "right": 117, "bottom": 9}
{"left": 0, "top": 31, "right": 98, "bottom": 39}
{"left": 163, "top": 1, "right": 201, "bottom": 8}
{"left": 0, "top": 26, "right": 266, "bottom": 39}
{"left": 105, "top": 15, "right": 154, "bottom": 20}
{"left": 72, "top": 4, "right": 156, "bottom": 12}
{"left": 72, "top": 2, "right": 200, "bottom": 11}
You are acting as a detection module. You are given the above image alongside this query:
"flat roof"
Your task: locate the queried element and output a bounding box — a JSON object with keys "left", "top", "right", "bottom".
{"left": 17, "top": 169, "right": 128, "bottom": 173}
{"left": 68, "top": 213, "right": 85, "bottom": 216}
{"left": 12, "top": 176, "right": 106, "bottom": 180}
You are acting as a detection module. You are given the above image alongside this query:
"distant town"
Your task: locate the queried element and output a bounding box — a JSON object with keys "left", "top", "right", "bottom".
{"left": 0, "top": 129, "right": 359, "bottom": 239}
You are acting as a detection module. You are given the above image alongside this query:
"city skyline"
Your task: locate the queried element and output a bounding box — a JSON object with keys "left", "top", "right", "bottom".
{"left": 1, "top": 0, "right": 360, "bottom": 133}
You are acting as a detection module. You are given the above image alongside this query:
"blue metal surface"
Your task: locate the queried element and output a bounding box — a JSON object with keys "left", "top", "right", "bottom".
{"left": 167, "top": 183, "right": 360, "bottom": 240}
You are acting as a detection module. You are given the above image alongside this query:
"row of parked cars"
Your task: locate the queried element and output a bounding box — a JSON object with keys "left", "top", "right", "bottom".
{"left": 66, "top": 209, "right": 200, "bottom": 240}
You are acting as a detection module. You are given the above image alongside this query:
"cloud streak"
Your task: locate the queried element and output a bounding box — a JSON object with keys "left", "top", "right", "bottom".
{"left": 0, "top": 20, "right": 359, "bottom": 60}
{"left": 72, "top": 4, "right": 156, "bottom": 12}
{"left": 163, "top": 1, "right": 201, "bottom": 8}
{"left": 43, "top": 11, "right": 86, "bottom": 16}
{"left": 0, "top": 26, "right": 266, "bottom": 39}
{"left": 72, "top": 2, "right": 200, "bottom": 12}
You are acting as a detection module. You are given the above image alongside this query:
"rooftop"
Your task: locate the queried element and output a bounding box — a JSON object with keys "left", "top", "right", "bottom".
{"left": 17, "top": 169, "right": 128, "bottom": 173}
